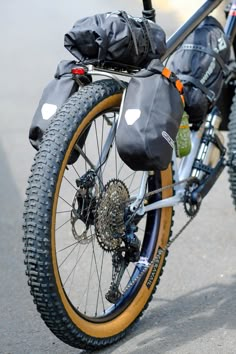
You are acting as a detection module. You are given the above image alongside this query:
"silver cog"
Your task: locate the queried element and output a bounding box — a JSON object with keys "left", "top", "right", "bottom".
{"left": 95, "top": 179, "right": 129, "bottom": 252}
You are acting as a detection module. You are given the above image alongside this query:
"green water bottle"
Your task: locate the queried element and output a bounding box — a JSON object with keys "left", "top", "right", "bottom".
{"left": 175, "top": 111, "right": 191, "bottom": 158}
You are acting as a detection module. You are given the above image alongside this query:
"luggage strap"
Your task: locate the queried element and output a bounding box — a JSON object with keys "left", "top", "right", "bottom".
{"left": 178, "top": 74, "right": 216, "bottom": 102}
{"left": 119, "top": 11, "right": 140, "bottom": 56}
{"left": 176, "top": 43, "right": 230, "bottom": 102}
{"left": 119, "top": 11, "right": 156, "bottom": 65}
{"left": 180, "top": 44, "right": 229, "bottom": 76}
{"left": 161, "top": 67, "right": 185, "bottom": 104}
{"left": 98, "top": 11, "right": 156, "bottom": 65}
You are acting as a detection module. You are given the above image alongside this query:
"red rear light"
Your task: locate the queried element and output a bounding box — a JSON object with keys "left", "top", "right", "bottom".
{"left": 71, "top": 67, "right": 86, "bottom": 75}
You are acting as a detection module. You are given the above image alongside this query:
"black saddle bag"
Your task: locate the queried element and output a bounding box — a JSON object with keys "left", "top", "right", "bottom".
{"left": 116, "top": 59, "right": 184, "bottom": 171}
{"left": 29, "top": 60, "right": 79, "bottom": 150}
{"left": 64, "top": 11, "right": 166, "bottom": 68}
{"left": 168, "top": 16, "right": 230, "bottom": 123}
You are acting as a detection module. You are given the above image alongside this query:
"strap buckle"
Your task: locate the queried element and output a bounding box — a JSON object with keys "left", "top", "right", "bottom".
{"left": 206, "top": 90, "right": 216, "bottom": 102}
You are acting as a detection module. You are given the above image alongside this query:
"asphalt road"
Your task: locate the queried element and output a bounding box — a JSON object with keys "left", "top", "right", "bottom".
{"left": 1, "top": 1, "right": 236, "bottom": 353}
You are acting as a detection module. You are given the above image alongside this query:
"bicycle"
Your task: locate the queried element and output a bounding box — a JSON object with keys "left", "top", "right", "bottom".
{"left": 23, "top": 0, "right": 236, "bottom": 350}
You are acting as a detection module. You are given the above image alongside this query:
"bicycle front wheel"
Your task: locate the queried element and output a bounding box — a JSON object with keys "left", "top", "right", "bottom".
{"left": 228, "top": 87, "right": 236, "bottom": 209}
{"left": 23, "top": 80, "right": 174, "bottom": 350}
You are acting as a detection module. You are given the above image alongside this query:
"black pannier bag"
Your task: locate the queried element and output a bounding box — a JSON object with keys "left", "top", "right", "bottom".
{"left": 116, "top": 59, "right": 184, "bottom": 171}
{"left": 64, "top": 11, "right": 166, "bottom": 68}
{"left": 168, "top": 16, "right": 230, "bottom": 123}
{"left": 29, "top": 60, "right": 79, "bottom": 150}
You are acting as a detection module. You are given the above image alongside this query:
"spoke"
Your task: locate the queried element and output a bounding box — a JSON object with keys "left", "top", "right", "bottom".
{"left": 63, "top": 175, "right": 77, "bottom": 191}
{"left": 101, "top": 116, "right": 105, "bottom": 159}
{"left": 128, "top": 172, "right": 136, "bottom": 190}
{"left": 118, "top": 161, "right": 125, "bottom": 178}
{"left": 68, "top": 243, "right": 81, "bottom": 297}
{"left": 130, "top": 185, "right": 141, "bottom": 195}
{"left": 120, "top": 266, "right": 133, "bottom": 293}
{"left": 84, "top": 197, "right": 96, "bottom": 227}
{"left": 57, "top": 241, "right": 79, "bottom": 253}
{"left": 56, "top": 218, "right": 71, "bottom": 231}
{"left": 56, "top": 210, "right": 71, "bottom": 214}
{"left": 94, "top": 120, "right": 101, "bottom": 169}
{"left": 96, "top": 249, "right": 106, "bottom": 315}
{"left": 84, "top": 250, "right": 95, "bottom": 314}
{"left": 63, "top": 242, "right": 90, "bottom": 286}
{"left": 123, "top": 171, "right": 136, "bottom": 183}
{"left": 99, "top": 117, "right": 105, "bottom": 185}
{"left": 78, "top": 262, "right": 98, "bottom": 312}
{"left": 59, "top": 195, "right": 73, "bottom": 209}
{"left": 59, "top": 242, "right": 79, "bottom": 268}
{"left": 72, "top": 164, "right": 80, "bottom": 178}
{"left": 84, "top": 143, "right": 88, "bottom": 172}
{"left": 103, "top": 112, "right": 113, "bottom": 125}
{"left": 90, "top": 230, "right": 105, "bottom": 316}
{"left": 74, "top": 142, "right": 95, "bottom": 170}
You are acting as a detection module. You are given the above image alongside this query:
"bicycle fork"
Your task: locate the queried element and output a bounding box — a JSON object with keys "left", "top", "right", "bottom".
{"left": 189, "top": 107, "right": 226, "bottom": 203}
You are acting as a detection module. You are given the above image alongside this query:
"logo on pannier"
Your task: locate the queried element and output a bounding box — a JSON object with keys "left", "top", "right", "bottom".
{"left": 162, "top": 131, "right": 174, "bottom": 149}
{"left": 125, "top": 109, "right": 141, "bottom": 125}
{"left": 41, "top": 103, "right": 57, "bottom": 120}
{"left": 216, "top": 36, "right": 227, "bottom": 52}
{"left": 200, "top": 58, "right": 216, "bottom": 85}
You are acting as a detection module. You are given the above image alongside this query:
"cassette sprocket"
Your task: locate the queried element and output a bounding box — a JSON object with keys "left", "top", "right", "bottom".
{"left": 95, "top": 179, "right": 129, "bottom": 252}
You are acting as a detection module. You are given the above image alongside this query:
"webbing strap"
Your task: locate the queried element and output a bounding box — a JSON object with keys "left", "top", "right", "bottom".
{"left": 119, "top": 11, "right": 154, "bottom": 66}
{"left": 147, "top": 64, "right": 184, "bottom": 103}
{"left": 161, "top": 67, "right": 185, "bottom": 104}
{"left": 119, "top": 11, "right": 139, "bottom": 56}
{"left": 178, "top": 74, "right": 216, "bottom": 102}
{"left": 142, "top": 20, "right": 156, "bottom": 54}
{"left": 179, "top": 44, "right": 229, "bottom": 76}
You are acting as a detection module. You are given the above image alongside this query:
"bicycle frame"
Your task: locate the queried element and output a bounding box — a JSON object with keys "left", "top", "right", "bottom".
{"left": 128, "top": 0, "right": 236, "bottom": 214}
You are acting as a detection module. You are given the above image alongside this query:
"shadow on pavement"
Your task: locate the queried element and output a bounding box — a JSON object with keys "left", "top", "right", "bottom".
{"left": 119, "top": 276, "right": 236, "bottom": 353}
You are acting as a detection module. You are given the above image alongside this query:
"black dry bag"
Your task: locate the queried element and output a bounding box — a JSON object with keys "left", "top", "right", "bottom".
{"left": 64, "top": 11, "right": 166, "bottom": 68}
{"left": 116, "top": 59, "right": 184, "bottom": 171}
{"left": 29, "top": 60, "right": 79, "bottom": 150}
{"left": 168, "top": 16, "right": 230, "bottom": 123}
